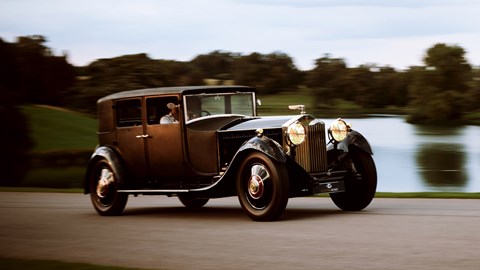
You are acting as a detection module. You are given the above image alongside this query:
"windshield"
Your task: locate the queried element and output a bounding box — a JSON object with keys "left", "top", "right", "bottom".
{"left": 184, "top": 92, "right": 255, "bottom": 122}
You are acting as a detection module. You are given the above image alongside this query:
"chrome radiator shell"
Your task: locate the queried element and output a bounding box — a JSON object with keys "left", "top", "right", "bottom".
{"left": 285, "top": 119, "right": 328, "bottom": 173}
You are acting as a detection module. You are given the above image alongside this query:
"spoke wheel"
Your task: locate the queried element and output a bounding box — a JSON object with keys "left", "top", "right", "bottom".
{"left": 330, "top": 149, "right": 377, "bottom": 211}
{"left": 89, "top": 159, "right": 128, "bottom": 216}
{"left": 237, "top": 152, "right": 289, "bottom": 221}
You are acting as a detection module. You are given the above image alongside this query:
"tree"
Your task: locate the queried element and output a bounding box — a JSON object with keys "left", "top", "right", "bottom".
{"left": 70, "top": 54, "right": 203, "bottom": 114}
{"left": 408, "top": 43, "right": 473, "bottom": 123}
{"left": 191, "top": 50, "right": 236, "bottom": 81}
{"left": 306, "top": 55, "right": 349, "bottom": 106}
{"left": 232, "top": 52, "right": 300, "bottom": 95}
{"left": 9, "top": 35, "right": 75, "bottom": 106}
{"left": 0, "top": 37, "right": 38, "bottom": 186}
{"left": 0, "top": 106, "right": 34, "bottom": 186}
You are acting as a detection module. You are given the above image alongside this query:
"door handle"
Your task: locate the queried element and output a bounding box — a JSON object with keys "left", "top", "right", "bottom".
{"left": 135, "top": 134, "right": 150, "bottom": 138}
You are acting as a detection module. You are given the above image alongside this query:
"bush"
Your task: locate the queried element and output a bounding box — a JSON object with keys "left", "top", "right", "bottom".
{"left": 0, "top": 105, "right": 34, "bottom": 186}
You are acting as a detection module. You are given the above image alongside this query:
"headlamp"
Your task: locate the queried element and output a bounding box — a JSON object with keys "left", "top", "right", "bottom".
{"left": 329, "top": 118, "right": 349, "bottom": 142}
{"left": 287, "top": 122, "right": 306, "bottom": 145}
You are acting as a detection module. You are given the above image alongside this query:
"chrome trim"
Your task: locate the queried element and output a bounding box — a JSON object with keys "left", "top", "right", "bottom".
{"left": 294, "top": 121, "right": 328, "bottom": 173}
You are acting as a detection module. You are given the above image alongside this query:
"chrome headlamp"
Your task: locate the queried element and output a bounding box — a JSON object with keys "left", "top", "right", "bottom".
{"left": 329, "top": 118, "right": 350, "bottom": 142}
{"left": 287, "top": 122, "right": 306, "bottom": 145}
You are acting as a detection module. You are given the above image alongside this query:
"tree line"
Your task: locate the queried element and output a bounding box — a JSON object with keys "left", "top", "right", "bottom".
{"left": 1, "top": 35, "right": 479, "bottom": 185}
{"left": 73, "top": 41, "right": 480, "bottom": 123}
{"left": 2, "top": 35, "right": 479, "bottom": 121}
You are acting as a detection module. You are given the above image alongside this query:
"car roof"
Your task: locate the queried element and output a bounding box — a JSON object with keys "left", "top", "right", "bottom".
{"left": 98, "top": 85, "right": 256, "bottom": 102}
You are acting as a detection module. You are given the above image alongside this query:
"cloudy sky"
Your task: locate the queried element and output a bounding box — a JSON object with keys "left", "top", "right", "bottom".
{"left": 1, "top": 0, "right": 479, "bottom": 70}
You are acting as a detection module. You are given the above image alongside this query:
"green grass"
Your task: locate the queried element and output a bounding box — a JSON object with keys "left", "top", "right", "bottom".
{"left": 16, "top": 105, "right": 96, "bottom": 188}
{"left": 23, "top": 166, "right": 86, "bottom": 189}
{"left": 22, "top": 105, "right": 97, "bottom": 151}
{"left": 463, "top": 111, "right": 480, "bottom": 125}
{"left": 257, "top": 90, "right": 406, "bottom": 117}
{"left": 0, "top": 258, "right": 153, "bottom": 270}
{"left": 258, "top": 89, "right": 315, "bottom": 115}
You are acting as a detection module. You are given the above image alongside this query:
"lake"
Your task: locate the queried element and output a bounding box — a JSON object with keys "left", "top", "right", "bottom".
{"left": 325, "top": 116, "right": 480, "bottom": 192}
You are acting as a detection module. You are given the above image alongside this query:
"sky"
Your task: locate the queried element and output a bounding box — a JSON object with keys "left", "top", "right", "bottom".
{"left": 1, "top": 0, "right": 479, "bottom": 70}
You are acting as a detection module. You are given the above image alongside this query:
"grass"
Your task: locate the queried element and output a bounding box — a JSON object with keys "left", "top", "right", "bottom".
{"left": 22, "top": 105, "right": 97, "bottom": 151}
{"left": 0, "top": 258, "right": 152, "bottom": 270}
{"left": 463, "top": 111, "right": 480, "bottom": 125}
{"left": 23, "top": 166, "right": 86, "bottom": 189}
{"left": 18, "top": 105, "right": 96, "bottom": 188}
{"left": 257, "top": 90, "right": 407, "bottom": 117}
{"left": 258, "top": 89, "right": 315, "bottom": 115}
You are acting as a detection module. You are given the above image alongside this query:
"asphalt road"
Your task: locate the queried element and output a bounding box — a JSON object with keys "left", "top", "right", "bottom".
{"left": 1, "top": 192, "right": 479, "bottom": 270}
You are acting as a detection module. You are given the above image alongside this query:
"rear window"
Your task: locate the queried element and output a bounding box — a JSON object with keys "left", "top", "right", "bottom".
{"left": 116, "top": 99, "right": 142, "bottom": 127}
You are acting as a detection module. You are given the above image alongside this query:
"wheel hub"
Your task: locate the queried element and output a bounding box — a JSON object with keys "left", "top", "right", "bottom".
{"left": 248, "top": 174, "right": 264, "bottom": 199}
{"left": 96, "top": 169, "right": 113, "bottom": 198}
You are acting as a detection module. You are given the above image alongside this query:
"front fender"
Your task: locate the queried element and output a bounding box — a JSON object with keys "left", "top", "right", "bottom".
{"left": 194, "top": 135, "right": 287, "bottom": 198}
{"left": 237, "top": 135, "right": 287, "bottom": 163}
{"left": 84, "top": 146, "right": 125, "bottom": 194}
{"left": 328, "top": 130, "right": 373, "bottom": 155}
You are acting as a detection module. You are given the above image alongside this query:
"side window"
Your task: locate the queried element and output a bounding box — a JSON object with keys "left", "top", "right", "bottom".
{"left": 116, "top": 99, "right": 142, "bottom": 127}
{"left": 147, "top": 96, "right": 180, "bottom": 125}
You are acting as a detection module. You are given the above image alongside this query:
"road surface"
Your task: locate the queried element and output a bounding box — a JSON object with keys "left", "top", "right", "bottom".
{"left": 1, "top": 192, "right": 479, "bottom": 270}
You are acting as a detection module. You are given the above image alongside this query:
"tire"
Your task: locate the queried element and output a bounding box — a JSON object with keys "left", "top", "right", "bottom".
{"left": 89, "top": 158, "right": 128, "bottom": 216}
{"left": 236, "top": 152, "right": 289, "bottom": 221}
{"left": 330, "top": 149, "right": 377, "bottom": 211}
{"left": 178, "top": 194, "right": 209, "bottom": 208}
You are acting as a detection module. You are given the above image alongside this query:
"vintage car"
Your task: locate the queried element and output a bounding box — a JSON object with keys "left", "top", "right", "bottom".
{"left": 85, "top": 85, "right": 377, "bottom": 221}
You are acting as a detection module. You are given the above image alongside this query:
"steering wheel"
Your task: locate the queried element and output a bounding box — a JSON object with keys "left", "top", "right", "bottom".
{"left": 188, "top": 110, "right": 211, "bottom": 120}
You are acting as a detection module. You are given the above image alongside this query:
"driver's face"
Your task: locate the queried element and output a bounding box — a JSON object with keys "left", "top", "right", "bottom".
{"left": 172, "top": 107, "right": 179, "bottom": 119}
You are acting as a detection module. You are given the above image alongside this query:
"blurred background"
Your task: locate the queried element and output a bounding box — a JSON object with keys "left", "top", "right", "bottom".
{"left": 1, "top": 35, "right": 479, "bottom": 192}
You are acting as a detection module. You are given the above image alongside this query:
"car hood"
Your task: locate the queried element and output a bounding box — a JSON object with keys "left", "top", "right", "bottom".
{"left": 223, "top": 116, "right": 294, "bottom": 131}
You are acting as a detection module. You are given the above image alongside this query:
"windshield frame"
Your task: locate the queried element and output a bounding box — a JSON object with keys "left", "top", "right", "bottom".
{"left": 183, "top": 92, "right": 257, "bottom": 123}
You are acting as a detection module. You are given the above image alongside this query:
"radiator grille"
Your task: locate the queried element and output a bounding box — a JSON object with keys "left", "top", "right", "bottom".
{"left": 294, "top": 122, "right": 328, "bottom": 173}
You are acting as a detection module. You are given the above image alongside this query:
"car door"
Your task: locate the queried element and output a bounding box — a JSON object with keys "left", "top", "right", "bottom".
{"left": 144, "top": 96, "right": 185, "bottom": 185}
{"left": 114, "top": 98, "right": 148, "bottom": 184}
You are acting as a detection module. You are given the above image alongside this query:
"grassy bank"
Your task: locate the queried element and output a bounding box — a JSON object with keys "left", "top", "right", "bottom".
{"left": 19, "top": 105, "right": 96, "bottom": 188}
{"left": 22, "top": 105, "right": 97, "bottom": 151}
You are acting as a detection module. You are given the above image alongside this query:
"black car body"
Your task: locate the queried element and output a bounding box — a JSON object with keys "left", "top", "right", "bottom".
{"left": 85, "top": 86, "right": 377, "bottom": 221}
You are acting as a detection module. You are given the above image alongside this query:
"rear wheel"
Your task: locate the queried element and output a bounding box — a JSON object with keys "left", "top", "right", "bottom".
{"left": 236, "top": 152, "right": 289, "bottom": 221}
{"left": 89, "top": 159, "right": 128, "bottom": 216}
{"left": 178, "top": 194, "right": 209, "bottom": 208}
{"left": 330, "top": 149, "right": 377, "bottom": 211}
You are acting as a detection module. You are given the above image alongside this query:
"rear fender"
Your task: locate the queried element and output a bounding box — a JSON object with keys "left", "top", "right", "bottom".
{"left": 84, "top": 146, "right": 125, "bottom": 194}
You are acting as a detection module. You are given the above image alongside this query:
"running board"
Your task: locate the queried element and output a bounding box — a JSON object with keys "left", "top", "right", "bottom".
{"left": 118, "top": 189, "right": 189, "bottom": 194}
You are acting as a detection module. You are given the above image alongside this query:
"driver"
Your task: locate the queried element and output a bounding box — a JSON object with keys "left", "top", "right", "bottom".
{"left": 160, "top": 103, "right": 179, "bottom": 124}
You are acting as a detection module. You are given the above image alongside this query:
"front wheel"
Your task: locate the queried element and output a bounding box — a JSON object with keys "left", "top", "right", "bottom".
{"left": 330, "top": 149, "right": 377, "bottom": 211}
{"left": 236, "top": 152, "right": 289, "bottom": 221}
{"left": 89, "top": 159, "right": 128, "bottom": 216}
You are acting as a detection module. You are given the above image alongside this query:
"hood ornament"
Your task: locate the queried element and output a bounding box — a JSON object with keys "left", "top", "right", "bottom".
{"left": 288, "top": 104, "right": 306, "bottom": 114}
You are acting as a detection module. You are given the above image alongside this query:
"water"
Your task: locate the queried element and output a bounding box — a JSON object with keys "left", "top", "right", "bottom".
{"left": 326, "top": 116, "right": 480, "bottom": 192}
